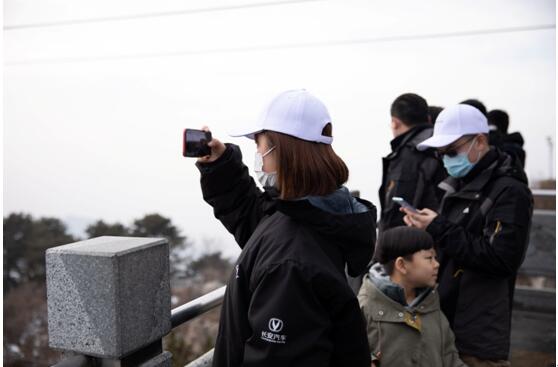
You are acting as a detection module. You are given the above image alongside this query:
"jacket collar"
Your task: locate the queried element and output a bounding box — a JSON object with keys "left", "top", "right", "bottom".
{"left": 364, "top": 274, "right": 440, "bottom": 323}
{"left": 387, "top": 124, "right": 433, "bottom": 159}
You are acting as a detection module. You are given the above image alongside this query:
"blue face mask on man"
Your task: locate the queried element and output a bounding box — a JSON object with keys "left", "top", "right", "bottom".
{"left": 442, "top": 137, "right": 481, "bottom": 178}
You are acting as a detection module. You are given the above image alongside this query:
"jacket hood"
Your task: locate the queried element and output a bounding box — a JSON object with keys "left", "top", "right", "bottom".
{"left": 367, "top": 263, "right": 432, "bottom": 308}
{"left": 493, "top": 148, "right": 528, "bottom": 184}
{"left": 503, "top": 132, "right": 525, "bottom": 146}
{"left": 306, "top": 186, "right": 369, "bottom": 215}
{"left": 276, "top": 186, "right": 377, "bottom": 277}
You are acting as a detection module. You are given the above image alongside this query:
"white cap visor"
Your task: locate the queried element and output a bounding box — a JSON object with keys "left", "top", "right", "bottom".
{"left": 417, "top": 134, "right": 463, "bottom": 151}
{"left": 228, "top": 126, "right": 262, "bottom": 140}
{"left": 228, "top": 123, "right": 333, "bottom": 144}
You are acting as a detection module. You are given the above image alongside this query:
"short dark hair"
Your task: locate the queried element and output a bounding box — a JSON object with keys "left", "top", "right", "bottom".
{"left": 391, "top": 93, "right": 429, "bottom": 127}
{"left": 375, "top": 227, "right": 434, "bottom": 275}
{"left": 263, "top": 124, "right": 349, "bottom": 200}
{"left": 487, "top": 109, "right": 509, "bottom": 133}
{"left": 460, "top": 99, "right": 487, "bottom": 116}
{"left": 428, "top": 106, "right": 443, "bottom": 124}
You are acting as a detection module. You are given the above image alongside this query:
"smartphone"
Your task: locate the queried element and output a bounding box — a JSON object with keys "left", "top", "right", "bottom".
{"left": 183, "top": 129, "right": 212, "bottom": 157}
{"left": 392, "top": 196, "right": 418, "bottom": 213}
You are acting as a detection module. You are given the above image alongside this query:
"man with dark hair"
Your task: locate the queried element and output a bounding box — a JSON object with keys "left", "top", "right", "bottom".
{"left": 378, "top": 93, "right": 446, "bottom": 231}
{"left": 428, "top": 105, "right": 444, "bottom": 124}
{"left": 487, "top": 109, "right": 526, "bottom": 167}
{"left": 460, "top": 99, "right": 487, "bottom": 116}
{"left": 402, "top": 104, "right": 533, "bottom": 367}
{"left": 487, "top": 109, "right": 509, "bottom": 133}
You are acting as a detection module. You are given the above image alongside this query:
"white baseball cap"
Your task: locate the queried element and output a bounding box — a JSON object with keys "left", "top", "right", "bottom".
{"left": 229, "top": 89, "right": 333, "bottom": 144}
{"left": 417, "top": 104, "right": 489, "bottom": 151}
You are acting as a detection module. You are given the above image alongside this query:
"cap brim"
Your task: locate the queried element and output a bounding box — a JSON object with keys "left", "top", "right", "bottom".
{"left": 228, "top": 126, "right": 264, "bottom": 140}
{"left": 417, "top": 134, "right": 463, "bottom": 151}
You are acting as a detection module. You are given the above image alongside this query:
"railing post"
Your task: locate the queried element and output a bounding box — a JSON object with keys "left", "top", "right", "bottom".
{"left": 46, "top": 236, "right": 172, "bottom": 366}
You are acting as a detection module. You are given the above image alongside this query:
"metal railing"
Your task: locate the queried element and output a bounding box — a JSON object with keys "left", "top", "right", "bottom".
{"left": 184, "top": 349, "right": 215, "bottom": 367}
{"left": 171, "top": 286, "right": 226, "bottom": 328}
{"left": 531, "top": 188, "right": 556, "bottom": 197}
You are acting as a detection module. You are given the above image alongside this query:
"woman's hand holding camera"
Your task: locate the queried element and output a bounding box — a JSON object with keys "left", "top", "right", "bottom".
{"left": 197, "top": 126, "right": 226, "bottom": 163}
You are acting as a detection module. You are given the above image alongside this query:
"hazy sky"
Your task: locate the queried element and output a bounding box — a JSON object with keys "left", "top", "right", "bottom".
{"left": 4, "top": 0, "right": 556, "bottom": 258}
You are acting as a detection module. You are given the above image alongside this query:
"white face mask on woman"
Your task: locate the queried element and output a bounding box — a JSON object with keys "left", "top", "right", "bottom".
{"left": 254, "top": 146, "right": 277, "bottom": 187}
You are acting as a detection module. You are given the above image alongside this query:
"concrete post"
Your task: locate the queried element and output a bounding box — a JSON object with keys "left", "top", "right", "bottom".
{"left": 46, "top": 236, "right": 172, "bottom": 366}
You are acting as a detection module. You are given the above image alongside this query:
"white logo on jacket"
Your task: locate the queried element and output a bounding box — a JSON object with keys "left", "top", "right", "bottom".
{"left": 261, "top": 318, "right": 287, "bottom": 344}
{"left": 268, "top": 318, "right": 283, "bottom": 332}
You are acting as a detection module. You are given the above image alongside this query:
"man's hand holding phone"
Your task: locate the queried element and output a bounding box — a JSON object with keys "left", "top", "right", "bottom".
{"left": 401, "top": 207, "right": 438, "bottom": 230}
{"left": 392, "top": 196, "right": 438, "bottom": 230}
{"left": 392, "top": 197, "right": 418, "bottom": 213}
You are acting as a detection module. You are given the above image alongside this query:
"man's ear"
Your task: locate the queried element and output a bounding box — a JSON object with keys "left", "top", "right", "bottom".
{"left": 476, "top": 134, "right": 490, "bottom": 150}
{"left": 391, "top": 117, "right": 402, "bottom": 130}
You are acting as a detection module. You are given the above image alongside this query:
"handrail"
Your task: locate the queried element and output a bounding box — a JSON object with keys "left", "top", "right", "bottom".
{"left": 171, "top": 286, "right": 226, "bottom": 328}
{"left": 531, "top": 189, "right": 556, "bottom": 197}
{"left": 184, "top": 348, "right": 214, "bottom": 367}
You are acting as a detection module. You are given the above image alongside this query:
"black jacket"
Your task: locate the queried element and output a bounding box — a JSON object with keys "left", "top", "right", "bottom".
{"left": 426, "top": 148, "right": 533, "bottom": 360}
{"left": 196, "top": 144, "right": 377, "bottom": 367}
{"left": 379, "top": 124, "right": 447, "bottom": 231}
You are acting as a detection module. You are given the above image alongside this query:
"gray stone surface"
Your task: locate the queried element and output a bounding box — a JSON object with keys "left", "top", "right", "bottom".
{"left": 46, "top": 236, "right": 171, "bottom": 358}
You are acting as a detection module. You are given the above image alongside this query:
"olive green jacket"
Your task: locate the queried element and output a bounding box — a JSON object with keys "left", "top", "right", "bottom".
{"left": 358, "top": 273, "right": 467, "bottom": 367}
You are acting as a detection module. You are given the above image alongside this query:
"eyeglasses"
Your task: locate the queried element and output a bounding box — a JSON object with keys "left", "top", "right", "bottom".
{"left": 439, "top": 136, "right": 476, "bottom": 157}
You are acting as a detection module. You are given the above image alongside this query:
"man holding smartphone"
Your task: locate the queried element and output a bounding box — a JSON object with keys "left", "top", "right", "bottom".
{"left": 378, "top": 93, "right": 446, "bottom": 231}
{"left": 401, "top": 104, "right": 533, "bottom": 367}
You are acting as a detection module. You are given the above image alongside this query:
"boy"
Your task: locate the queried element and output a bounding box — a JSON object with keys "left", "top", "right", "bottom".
{"left": 358, "top": 226, "right": 466, "bottom": 367}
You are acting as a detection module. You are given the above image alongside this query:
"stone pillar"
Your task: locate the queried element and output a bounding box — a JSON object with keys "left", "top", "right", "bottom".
{"left": 46, "top": 236, "right": 172, "bottom": 366}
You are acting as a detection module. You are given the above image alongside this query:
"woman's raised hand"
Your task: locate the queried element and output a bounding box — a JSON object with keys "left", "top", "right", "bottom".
{"left": 197, "top": 126, "right": 227, "bottom": 163}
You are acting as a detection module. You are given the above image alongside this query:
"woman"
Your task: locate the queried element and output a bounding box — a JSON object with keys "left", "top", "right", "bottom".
{"left": 195, "top": 89, "right": 377, "bottom": 367}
